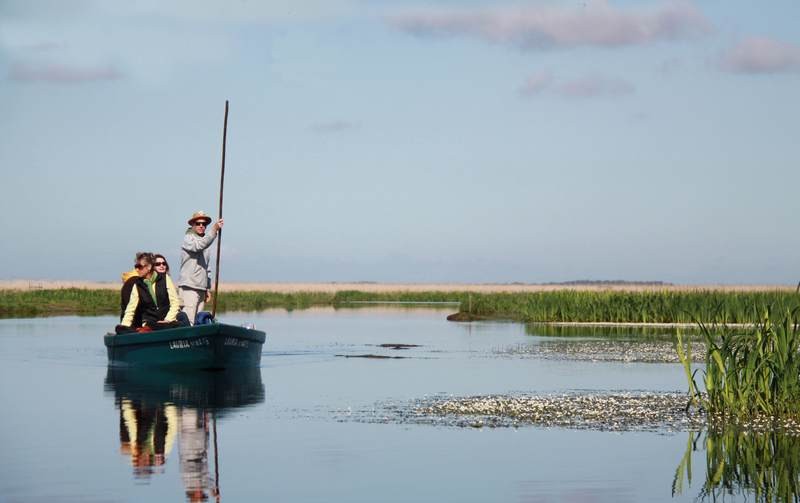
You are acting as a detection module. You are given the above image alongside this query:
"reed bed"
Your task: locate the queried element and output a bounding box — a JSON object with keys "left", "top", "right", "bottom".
{"left": 2, "top": 288, "right": 799, "bottom": 326}
{"left": 0, "top": 289, "right": 465, "bottom": 318}
{"left": 0, "top": 288, "right": 119, "bottom": 318}
{"left": 677, "top": 307, "right": 800, "bottom": 422}
{"left": 462, "top": 290, "right": 799, "bottom": 324}
{"left": 525, "top": 323, "right": 691, "bottom": 339}
{"left": 216, "top": 291, "right": 335, "bottom": 311}
{"left": 0, "top": 289, "right": 340, "bottom": 318}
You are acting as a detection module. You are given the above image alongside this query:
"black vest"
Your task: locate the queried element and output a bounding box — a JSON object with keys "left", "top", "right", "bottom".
{"left": 131, "top": 274, "right": 172, "bottom": 326}
{"left": 120, "top": 277, "right": 143, "bottom": 326}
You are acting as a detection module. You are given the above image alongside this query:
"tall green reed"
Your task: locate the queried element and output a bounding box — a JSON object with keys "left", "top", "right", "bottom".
{"left": 463, "top": 290, "right": 797, "bottom": 324}
{"left": 676, "top": 306, "right": 800, "bottom": 421}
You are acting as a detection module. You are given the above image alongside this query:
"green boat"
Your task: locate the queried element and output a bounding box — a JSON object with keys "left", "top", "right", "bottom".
{"left": 104, "top": 322, "right": 266, "bottom": 369}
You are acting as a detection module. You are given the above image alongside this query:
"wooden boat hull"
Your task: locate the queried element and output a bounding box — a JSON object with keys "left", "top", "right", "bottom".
{"left": 104, "top": 323, "right": 266, "bottom": 369}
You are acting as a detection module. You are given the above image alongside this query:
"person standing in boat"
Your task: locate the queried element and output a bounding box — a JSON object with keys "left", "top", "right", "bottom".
{"left": 179, "top": 211, "right": 223, "bottom": 325}
{"left": 118, "top": 252, "right": 182, "bottom": 332}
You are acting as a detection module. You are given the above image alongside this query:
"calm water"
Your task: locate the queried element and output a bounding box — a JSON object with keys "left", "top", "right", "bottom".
{"left": 0, "top": 307, "right": 786, "bottom": 502}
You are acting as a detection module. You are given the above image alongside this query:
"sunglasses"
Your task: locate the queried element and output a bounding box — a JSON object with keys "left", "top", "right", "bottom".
{"left": 154, "top": 262, "right": 167, "bottom": 267}
{"left": 194, "top": 221, "right": 208, "bottom": 227}
{"left": 134, "top": 263, "right": 149, "bottom": 270}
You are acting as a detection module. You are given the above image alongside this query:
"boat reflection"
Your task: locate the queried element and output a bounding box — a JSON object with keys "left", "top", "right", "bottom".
{"left": 673, "top": 428, "right": 800, "bottom": 501}
{"left": 105, "top": 366, "right": 265, "bottom": 502}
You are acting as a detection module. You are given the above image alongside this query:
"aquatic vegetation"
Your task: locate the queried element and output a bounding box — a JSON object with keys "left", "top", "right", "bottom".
{"left": 0, "top": 288, "right": 119, "bottom": 317}
{"left": 2, "top": 288, "right": 798, "bottom": 328}
{"left": 460, "top": 290, "right": 799, "bottom": 324}
{"left": 0, "top": 289, "right": 468, "bottom": 318}
{"left": 525, "top": 323, "right": 692, "bottom": 339}
{"left": 674, "top": 429, "right": 800, "bottom": 502}
{"left": 372, "top": 392, "right": 707, "bottom": 430}
{"left": 332, "top": 290, "right": 469, "bottom": 305}
{"left": 499, "top": 339, "right": 707, "bottom": 363}
{"left": 677, "top": 307, "right": 800, "bottom": 423}
{"left": 217, "top": 291, "right": 335, "bottom": 311}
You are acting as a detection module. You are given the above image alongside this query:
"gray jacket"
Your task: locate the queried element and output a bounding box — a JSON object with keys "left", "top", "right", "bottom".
{"left": 179, "top": 226, "right": 218, "bottom": 290}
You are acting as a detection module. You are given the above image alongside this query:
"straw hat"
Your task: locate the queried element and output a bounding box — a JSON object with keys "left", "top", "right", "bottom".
{"left": 187, "top": 211, "right": 212, "bottom": 225}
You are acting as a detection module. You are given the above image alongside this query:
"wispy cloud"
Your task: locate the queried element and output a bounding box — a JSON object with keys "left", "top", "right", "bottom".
{"left": 520, "top": 73, "right": 634, "bottom": 99}
{"left": 310, "top": 120, "right": 359, "bottom": 134}
{"left": 0, "top": 0, "right": 359, "bottom": 23}
{"left": 718, "top": 37, "right": 800, "bottom": 74}
{"left": 557, "top": 75, "right": 635, "bottom": 98}
{"left": 518, "top": 70, "right": 553, "bottom": 96}
{"left": 9, "top": 62, "right": 121, "bottom": 83}
{"left": 389, "top": 0, "right": 710, "bottom": 50}
{"left": 0, "top": 0, "right": 306, "bottom": 86}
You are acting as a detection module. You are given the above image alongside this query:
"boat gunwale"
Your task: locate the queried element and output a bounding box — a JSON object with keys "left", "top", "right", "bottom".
{"left": 104, "top": 322, "right": 266, "bottom": 348}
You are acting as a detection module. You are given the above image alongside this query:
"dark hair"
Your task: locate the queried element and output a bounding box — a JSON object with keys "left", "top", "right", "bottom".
{"left": 135, "top": 252, "right": 154, "bottom": 266}
{"left": 153, "top": 254, "right": 169, "bottom": 273}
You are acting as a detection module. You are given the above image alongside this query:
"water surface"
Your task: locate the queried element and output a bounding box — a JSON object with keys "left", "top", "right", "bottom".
{"left": 0, "top": 308, "right": 781, "bottom": 502}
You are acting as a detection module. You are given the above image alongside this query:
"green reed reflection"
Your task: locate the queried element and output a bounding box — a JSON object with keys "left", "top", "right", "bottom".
{"left": 673, "top": 429, "right": 800, "bottom": 502}
{"left": 526, "top": 323, "right": 688, "bottom": 339}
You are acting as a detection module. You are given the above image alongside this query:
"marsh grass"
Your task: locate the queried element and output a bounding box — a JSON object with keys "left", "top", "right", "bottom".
{"left": 217, "top": 291, "right": 335, "bottom": 311}
{"left": 333, "top": 290, "right": 470, "bottom": 304}
{"left": 463, "top": 290, "right": 799, "bottom": 324}
{"left": 674, "top": 429, "right": 800, "bottom": 502}
{"left": 0, "top": 289, "right": 470, "bottom": 319}
{"left": 525, "top": 323, "right": 696, "bottom": 340}
{"left": 0, "top": 288, "right": 119, "bottom": 318}
{"left": 0, "top": 289, "right": 342, "bottom": 318}
{"left": 3, "top": 288, "right": 799, "bottom": 327}
{"left": 677, "top": 306, "right": 800, "bottom": 422}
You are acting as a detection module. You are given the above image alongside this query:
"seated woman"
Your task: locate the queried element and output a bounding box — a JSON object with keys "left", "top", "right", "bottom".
{"left": 120, "top": 264, "right": 142, "bottom": 326}
{"left": 117, "top": 252, "right": 181, "bottom": 332}
{"left": 152, "top": 254, "right": 190, "bottom": 326}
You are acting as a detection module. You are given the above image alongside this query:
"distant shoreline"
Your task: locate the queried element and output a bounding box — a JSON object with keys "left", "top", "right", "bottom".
{"left": 0, "top": 280, "right": 794, "bottom": 293}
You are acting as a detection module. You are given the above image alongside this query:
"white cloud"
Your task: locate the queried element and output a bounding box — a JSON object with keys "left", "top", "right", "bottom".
{"left": 520, "top": 73, "right": 634, "bottom": 99}
{"left": 718, "top": 37, "right": 800, "bottom": 74}
{"left": 389, "top": 0, "right": 710, "bottom": 50}
{"left": 9, "top": 62, "right": 121, "bottom": 83}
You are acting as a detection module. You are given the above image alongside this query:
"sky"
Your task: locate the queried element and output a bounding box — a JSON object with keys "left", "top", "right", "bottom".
{"left": 1, "top": 0, "right": 799, "bottom": 284}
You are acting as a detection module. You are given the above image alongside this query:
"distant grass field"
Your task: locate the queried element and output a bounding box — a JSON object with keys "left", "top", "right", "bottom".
{"left": 1, "top": 288, "right": 798, "bottom": 324}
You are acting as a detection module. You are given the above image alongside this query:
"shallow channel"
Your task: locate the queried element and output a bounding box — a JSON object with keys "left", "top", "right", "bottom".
{"left": 0, "top": 307, "right": 789, "bottom": 502}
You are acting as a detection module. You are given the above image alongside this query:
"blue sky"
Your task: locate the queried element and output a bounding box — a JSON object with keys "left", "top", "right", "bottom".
{"left": 1, "top": 0, "right": 799, "bottom": 284}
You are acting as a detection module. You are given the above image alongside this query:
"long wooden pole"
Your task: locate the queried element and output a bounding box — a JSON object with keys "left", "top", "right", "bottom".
{"left": 212, "top": 100, "right": 228, "bottom": 319}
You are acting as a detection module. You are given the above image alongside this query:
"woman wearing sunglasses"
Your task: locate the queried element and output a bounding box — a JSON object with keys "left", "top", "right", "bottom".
{"left": 152, "top": 254, "right": 190, "bottom": 326}
{"left": 117, "top": 252, "right": 182, "bottom": 333}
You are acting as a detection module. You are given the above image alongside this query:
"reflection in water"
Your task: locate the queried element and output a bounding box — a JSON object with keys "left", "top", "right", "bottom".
{"left": 525, "top": 324, "right": 685, "bottom": 339}
{"left": 105, "top": 367, "right": 265, "bottom": 502}
{"left": 118, "top": 397, "right": 176, "bottom": 478}
{"left": 673, "top": 429, "right": 800, "bottom": 502}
